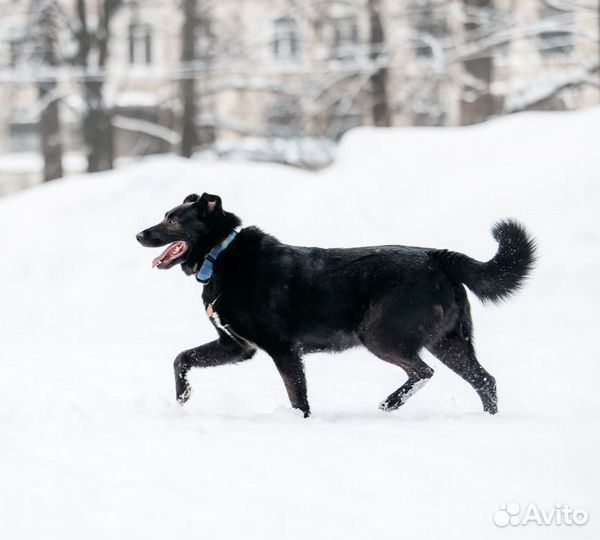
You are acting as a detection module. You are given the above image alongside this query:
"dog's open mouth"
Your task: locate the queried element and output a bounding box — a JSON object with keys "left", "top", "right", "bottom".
{"left": 152, "top": 241, "right": 188, "bottom": 268}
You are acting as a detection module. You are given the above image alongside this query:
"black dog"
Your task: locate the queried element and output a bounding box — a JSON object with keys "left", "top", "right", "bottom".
{"left": 137, "top": 193, "right": 536, "bottom": 417}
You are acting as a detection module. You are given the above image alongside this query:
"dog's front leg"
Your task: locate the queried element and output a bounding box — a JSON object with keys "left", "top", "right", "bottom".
{"left": 174, "top": 335, "right": 256, "bottom": 404}
{"left": 271, "top": 353, "right": 310, "bottom": 418}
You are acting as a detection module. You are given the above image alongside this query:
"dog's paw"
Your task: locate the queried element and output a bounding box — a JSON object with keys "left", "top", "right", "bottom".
{"left": 378, "top": 400, "right": 398, "bottom": 412}
{"left": 176, "top": 386, "right": 192, "bottom": 405}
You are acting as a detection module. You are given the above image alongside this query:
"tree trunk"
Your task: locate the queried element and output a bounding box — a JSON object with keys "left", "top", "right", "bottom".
{"left": 180, "top": 80, "right": 197, "bottom": 158}
{"left": 368, "top": 0, "right": 391, "bottom": 127}
{"left": 38, "top": 83, "right": 64, "bottom": 181}
{"left": 83, "top": 80, "right": 114, "bottom": 172}
{"left": 180, "top": 0, "right": 198, "bottom": 158}
{"left": 76, "top": 0, "right": 119, "bottom": 173}
{"left": 37, "top": 1, "right": 63, "bottom": 181}
{"left": 460, "top": 0, "right": 496, "bottom": 125}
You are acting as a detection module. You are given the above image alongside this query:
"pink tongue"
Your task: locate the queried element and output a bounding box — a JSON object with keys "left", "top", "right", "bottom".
{"left": 152, "top": 243, "right": 180, "bottom": 268}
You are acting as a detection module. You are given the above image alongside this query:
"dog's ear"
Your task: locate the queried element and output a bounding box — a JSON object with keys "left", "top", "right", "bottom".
{"left": 198, "top": 193, "right": 224, "bottom": 217}
{"left": 183, "top": 193, "right": 201, "bottom": 204}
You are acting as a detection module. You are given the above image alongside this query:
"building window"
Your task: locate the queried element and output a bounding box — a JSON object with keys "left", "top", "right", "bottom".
{"left": 128, "top": 23, "right": 153, "bottom": 65}
{"left": 410, "top": 1, "right": 448, "bottom": 58}
{"left": 195, "top": 21, "right": 216, "bottom": 61}
{"left": 7, "top": 28, "right": 25, "bottom": 68}
{"left": 538, "top": 7, "right": 574, "bottom": 57}
{"left": 9, "top": 122, "right": 39, "bottom": 152}
{"left": 329, "top": 15, "right": 359, "bottom": 60}
{"left": 265, "top": 97, "right": 302, "bottom": 137}
{"left": 272, "top": 16, "right": 299, "bottom": 61}
{"left": 8, "top": 38, "right": 20, "bottom": 67}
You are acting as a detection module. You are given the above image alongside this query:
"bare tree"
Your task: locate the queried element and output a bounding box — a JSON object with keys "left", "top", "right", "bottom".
{"left": 460, "top": 0, "right": 497, "bottom": 124}
{"left": 368, "top": 0, "right": 391, "bottom": 126}
{"left": 180, "top": 0, "right": 199, "bottom": 157}
{"left": 2, "top": 0, "right": 597, "bottom": 176}
{"left": 32, "top": 1, "right": 64, "bottom": 181}
{"left": 75, "top": 0, "right": 123, "bottom": 172}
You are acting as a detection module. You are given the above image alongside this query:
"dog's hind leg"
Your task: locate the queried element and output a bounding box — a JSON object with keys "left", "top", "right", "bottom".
{"left": 174, "top": 334, "right": 256, "bottom": 404}
{"left": 427, "top": 326, "right": 497, "bottom": 415}
{"left": 361, "top": 334, "right": 434, "bottom": 411}
{"left": 376, "top": 352, "right": 434, "bottom": 412}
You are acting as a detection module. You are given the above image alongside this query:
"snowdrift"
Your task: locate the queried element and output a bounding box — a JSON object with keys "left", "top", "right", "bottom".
{"left": 1, "top": 108, "right": 598, "bottom": 540}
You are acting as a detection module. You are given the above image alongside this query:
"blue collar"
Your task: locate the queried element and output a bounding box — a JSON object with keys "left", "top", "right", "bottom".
{"left": 195, "top": 228, "right": 240, "bottom": 284}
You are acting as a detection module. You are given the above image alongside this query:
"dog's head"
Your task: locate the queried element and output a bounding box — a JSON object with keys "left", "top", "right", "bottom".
{"left": 136, "top": 193, "right": 241, "bottom": 275}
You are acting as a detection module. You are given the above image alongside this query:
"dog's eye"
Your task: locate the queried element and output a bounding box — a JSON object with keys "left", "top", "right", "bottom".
{"left": 167, "top": 218, "right": 178, "bottom": 225}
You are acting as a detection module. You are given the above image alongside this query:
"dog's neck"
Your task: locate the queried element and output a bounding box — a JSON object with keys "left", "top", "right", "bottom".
{"left": 182, "top": 212, "right": 242, "bottom": 276}
{"left": 195, "top": 227, "right": 241, "bottom": 284}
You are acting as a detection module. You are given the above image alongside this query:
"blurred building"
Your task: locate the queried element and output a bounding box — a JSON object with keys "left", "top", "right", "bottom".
{"left": 0, "top": 0, "right": 598, "bottom": 179}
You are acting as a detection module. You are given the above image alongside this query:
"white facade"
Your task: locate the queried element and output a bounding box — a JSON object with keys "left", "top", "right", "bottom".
{"left": 0, "top": 0, "right": 597, "bottom": 157}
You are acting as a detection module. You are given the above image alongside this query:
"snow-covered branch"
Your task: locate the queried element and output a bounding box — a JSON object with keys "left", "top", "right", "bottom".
{"left": 112, "top": 115, "right": 181, "bottom": 145}
{"left": 505, "top": 63, "right": 600, "bottom": 112}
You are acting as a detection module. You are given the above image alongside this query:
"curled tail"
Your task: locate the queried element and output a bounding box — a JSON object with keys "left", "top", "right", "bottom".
{"left": 435, "top": 219, "right": 537, "bottom": 304}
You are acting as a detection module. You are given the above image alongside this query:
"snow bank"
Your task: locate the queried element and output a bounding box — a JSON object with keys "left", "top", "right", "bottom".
{"left": 0, "top": 108, "right": 598, "bottom": 540}
{"left": 0, "top": 151, "right": 86, "bottom": 174}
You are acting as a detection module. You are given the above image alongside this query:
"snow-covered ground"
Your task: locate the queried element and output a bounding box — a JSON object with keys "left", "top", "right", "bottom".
{"left": 1, "top": 109, "right": 598, "bottom": 540}
{"left": 0, "top": 152, "right": 86, "bottom": 197}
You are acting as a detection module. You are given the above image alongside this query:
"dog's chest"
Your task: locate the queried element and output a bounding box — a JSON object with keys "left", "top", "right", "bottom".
{"left": 204, "top": 299, "right": 253, "bottom": 347}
